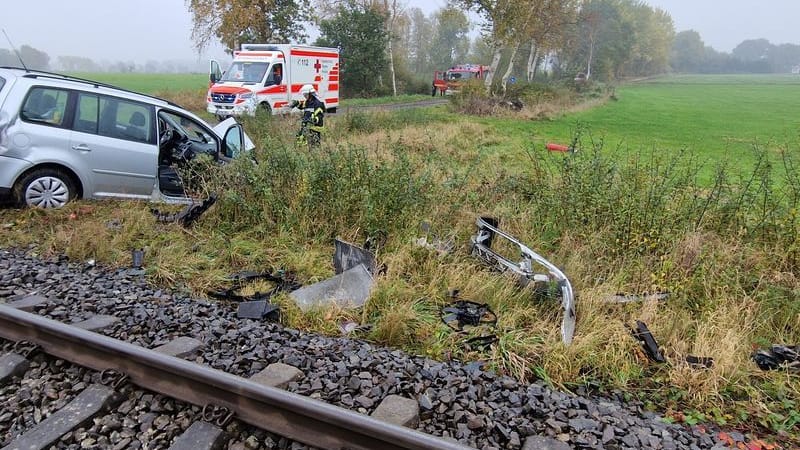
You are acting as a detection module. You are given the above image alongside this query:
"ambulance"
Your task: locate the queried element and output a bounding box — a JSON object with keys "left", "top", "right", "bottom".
{"left": 206, "top": 44, "right": 340, "bottom": 118}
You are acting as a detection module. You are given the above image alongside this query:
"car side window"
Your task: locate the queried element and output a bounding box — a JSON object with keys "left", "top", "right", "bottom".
{"left": 97, "top": 96, "right": 153, "bottom": 144}
{"left": 20, "top": 87, "right": 69, "bottom": 127}
{"left": 74, "top": 93, "right": 99, "bottom": 134}
{"left": 224, "top": 126, "right": 243, "bottom": 158}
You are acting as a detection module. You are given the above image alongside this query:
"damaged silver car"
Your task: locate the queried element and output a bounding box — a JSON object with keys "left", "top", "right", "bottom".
{"left": 0, "top": 67, "right": 253, "bottom": 208}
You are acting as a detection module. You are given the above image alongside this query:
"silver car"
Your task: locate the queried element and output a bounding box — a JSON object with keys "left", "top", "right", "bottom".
{"left": 0, "top": 67, "right": 251, "bottom": 208}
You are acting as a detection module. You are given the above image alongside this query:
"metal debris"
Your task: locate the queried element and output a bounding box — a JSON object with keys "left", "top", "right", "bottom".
{"left": 131, "top": 249, "right": 144, "bottom": 269}
{"left": 470, "top": 216, "right": 576, "bottom": 345}
{"left": 752, "top": 345, "right": 799, "bottom": 372}
{"left": 629, "top": 321, "right": 666, "bottom": 363}
{"left": 150, "top": 194, "right": 217, "bottom": 227}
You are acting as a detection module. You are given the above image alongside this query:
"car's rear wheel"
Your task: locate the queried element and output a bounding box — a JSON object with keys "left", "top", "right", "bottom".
{"left": 14, "top": 168, "right": 77, "bottom": 209}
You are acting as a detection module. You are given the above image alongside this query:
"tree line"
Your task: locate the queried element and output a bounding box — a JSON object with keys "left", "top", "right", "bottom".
{"left": 0, "top": 46, "right": 209, "bottom": 74}
{"left": 188, "top": 0, "right": 800, "bottom": 97}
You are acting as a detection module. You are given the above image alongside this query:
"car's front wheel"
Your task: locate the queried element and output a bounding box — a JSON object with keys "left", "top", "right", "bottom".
{"left": 14, "top": 168, "right": 77, "bottom": 209}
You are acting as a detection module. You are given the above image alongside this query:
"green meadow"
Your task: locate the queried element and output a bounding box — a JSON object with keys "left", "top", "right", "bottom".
{"left": 487, "top": 74, "right": 800, "bottom": 179}
{"left": 66, "top": 72, "right": 209, "bottom": 93}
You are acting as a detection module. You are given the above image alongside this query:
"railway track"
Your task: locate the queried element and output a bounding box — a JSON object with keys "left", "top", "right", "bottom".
{"left": 0, "top": 303, "right": 471, "bottom": 450}
{"left": 0, "top": 249, "right": 729, "bottom": 449}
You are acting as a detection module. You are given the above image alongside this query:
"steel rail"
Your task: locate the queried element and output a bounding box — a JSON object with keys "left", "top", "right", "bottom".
{"left": 0, "top": 305, "right": 473, "bottom": 450}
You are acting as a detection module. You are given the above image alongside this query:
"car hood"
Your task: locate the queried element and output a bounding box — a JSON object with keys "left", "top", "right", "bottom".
{"left": 211, "top": 118, "right": 255, "bottom": 151}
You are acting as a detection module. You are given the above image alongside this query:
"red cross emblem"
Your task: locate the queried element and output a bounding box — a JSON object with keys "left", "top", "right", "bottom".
{"left": 314, "top": 59, "right": 322, "bottom": 73}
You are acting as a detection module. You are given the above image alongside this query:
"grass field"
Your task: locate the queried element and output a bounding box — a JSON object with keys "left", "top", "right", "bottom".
{"left": 2, "top": 73, "right": 799, "bottom": 445}
{"left": 486, "top": 74, "right": 800, "bottom": 180}
{"left": 66, "top": 72, "right": 209, "bottom": 93}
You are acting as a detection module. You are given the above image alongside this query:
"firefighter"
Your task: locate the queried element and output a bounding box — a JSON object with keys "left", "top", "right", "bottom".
{"left": 290, "top": 84, "right": 324, "bottom": 147}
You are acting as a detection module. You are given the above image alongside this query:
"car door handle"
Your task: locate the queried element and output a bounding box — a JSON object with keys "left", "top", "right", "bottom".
{"left": 71, "top": 144, "right": 91, "bottom": 152}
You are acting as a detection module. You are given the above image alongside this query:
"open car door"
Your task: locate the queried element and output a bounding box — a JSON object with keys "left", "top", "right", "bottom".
{"left": 209, "top": 60, "right": 222, "bottom": 88}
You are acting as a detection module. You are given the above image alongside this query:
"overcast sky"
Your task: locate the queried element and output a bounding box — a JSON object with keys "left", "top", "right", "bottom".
{"left": 1, "top": 0, "right": 798, "bottom": 64}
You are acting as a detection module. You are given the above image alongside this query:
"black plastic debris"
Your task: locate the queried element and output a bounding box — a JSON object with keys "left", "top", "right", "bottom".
{"left": 629, "top": 321, "right": 666, "bottom": 363}
{"left": 441, "top": 300, "right": 497, "bottom": 332}
{"left": 752, "top": 345, "right": 799, "bottom": 372}
{"left": 237, "top": 300, "right": 280, "bottom": 321}
{"left": 686, "top": 355, "right": 714, "bottom": 369}
{"left": 209, "top": 270, "right": 300, "bottom": 303}
{"left": 150, "top": 194, "right": 217, "bottom": 227}
{"left": 334, "top": 238, "right": 377, "bottom": 275}
{"left": 465, "top": 335, "right": 499, "bottom": 351}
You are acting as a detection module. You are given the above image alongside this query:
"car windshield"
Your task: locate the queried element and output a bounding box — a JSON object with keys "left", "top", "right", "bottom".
{"left": 160, "top": 111, "right": 214, "bottom": 144}
{"left": 447, "top": 71, "right": 476, "bottom": 80}
{"left": 221, "top": 62, "right": 269, "bottom": 83}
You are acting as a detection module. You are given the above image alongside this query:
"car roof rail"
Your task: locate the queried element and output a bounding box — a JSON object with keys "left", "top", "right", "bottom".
{"left": 10, "top": 68, "right": 182, "bottom": 108}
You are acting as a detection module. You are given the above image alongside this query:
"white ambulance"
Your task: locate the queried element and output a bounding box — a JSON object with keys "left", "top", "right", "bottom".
{"left": 206, "top": 44, "right": 340, "bottom": 118}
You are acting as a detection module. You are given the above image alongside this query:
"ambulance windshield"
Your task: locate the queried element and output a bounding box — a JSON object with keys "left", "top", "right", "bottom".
{"left": 222, "top": 62, "right": 269, "bottom": 83}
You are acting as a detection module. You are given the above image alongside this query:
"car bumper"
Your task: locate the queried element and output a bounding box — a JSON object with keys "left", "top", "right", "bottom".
{"left": 207, "top": 101, "right": 257, "bottom": 117}
{"left": 0, "top": 155, "right": 33, "bottom": 190}
{"left": 0, "top": 187, "right": 11, "bottom": 203}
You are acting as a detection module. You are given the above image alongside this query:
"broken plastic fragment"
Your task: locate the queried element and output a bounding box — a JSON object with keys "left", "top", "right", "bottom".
{"left": 150, "top": 194, "right": 217, "bottom": 227}
{"left": 440, "top": 300, "right": 497, "bottom": 332}
{"left": 685, "top": 355, "right": 714, "bottom": 369}
{"left": 334, "top": 238, "right": 377, "bottom": 275}
{"left": 208, "top": 270, "right": 300, "bottom": 302}
{"left": 289, "top": 264, "right": 374, "bottom": 312}
{"left": 629, "top": 321, "right": 666, "bottom": 363}
{"left": 237, "top": 300, "right": 280, "bottom": 321}
{"left": 752, "top": 345, "right": 799, "bottom": 372}
{"left": 464, "top": 335, "right": 498, "bottom": 351}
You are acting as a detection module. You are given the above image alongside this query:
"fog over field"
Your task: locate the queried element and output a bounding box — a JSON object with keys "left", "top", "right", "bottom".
{"left": 2, "top": 0, "right": 798, "bottom": 66}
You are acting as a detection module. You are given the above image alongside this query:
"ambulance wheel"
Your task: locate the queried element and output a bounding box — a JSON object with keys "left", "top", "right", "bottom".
{"left": 258, "top": 102, "right": 272, "bottom": 116}
{"left": 432, "top": 86, "right": 437, "bottom": 97}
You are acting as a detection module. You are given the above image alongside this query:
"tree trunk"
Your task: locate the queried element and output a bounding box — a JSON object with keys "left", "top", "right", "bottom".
{"left": 533, "top": 53, "right": 543, "bottom": 79}
{"left": 484, "top": 43, "right": 503, "bottom": 93}
{"left": 526, "top": 40, "right": 538, "bottom": 82}
{"left": 501, "top": 43, "right": 519, "bottom": 94}
{"left": 587, "top": 33, "right": 595, "bottom": 79}
{"left": 386, "top": 0, "right": 398, "bottom": 96}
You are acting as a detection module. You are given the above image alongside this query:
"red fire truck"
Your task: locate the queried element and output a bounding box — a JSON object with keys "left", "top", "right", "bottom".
{"left": 432, "top": 64, "right": 491, "bottom": 96}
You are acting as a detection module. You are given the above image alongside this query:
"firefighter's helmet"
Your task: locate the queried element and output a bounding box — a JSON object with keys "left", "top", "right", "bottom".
{"left": 300, "top": 84, "right": 315, "bottom": 95}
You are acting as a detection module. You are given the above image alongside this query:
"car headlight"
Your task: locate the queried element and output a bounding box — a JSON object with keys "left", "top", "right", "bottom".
{"left": 238, "top": 92, "right": 254, "bottom": 100}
